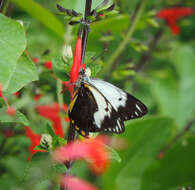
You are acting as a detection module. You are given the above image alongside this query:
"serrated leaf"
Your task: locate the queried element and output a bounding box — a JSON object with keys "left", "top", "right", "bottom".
{"left": 0, "top": 107, "right": 29, "bottom": 126}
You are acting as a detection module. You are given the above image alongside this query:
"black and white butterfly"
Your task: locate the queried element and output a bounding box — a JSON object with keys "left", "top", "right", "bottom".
{"left": 68, "top": 69, "right": 147, "bottom": 137}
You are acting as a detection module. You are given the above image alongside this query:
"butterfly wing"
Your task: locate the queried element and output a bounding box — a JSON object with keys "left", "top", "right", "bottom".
{"left": 86, "top": 84, "right": 125, "bottom": 134}
{"left": 69, "top": 84, "right": 125, "bottom": 136}
{"left": 88, "top": 78, "right": 148, "bottom": 121}
{"left": 68, "top": 85, "right": 98, "bottom": 137}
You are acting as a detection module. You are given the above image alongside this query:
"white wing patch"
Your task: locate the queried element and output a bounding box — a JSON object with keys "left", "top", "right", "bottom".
{"left": 87, "top": 85, "right": 111, "bottom": 128}
{"left": 88, "top": 78, "right": 127, "bottom": 111}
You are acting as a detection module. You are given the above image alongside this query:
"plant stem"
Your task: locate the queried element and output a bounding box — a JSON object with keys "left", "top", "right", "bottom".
{"left": 101, "top": 0, "right": 148, "bottom": 78}
{"left": 81, "top": 0, "right": 92, "bottom": 65}
{"left": 0, "top": 0, "right": 10, "bottom": 14}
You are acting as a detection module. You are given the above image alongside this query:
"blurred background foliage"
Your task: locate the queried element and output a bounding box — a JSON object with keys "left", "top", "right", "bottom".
{"left": 0, "top": 0, "right": 195, "bottom": 190}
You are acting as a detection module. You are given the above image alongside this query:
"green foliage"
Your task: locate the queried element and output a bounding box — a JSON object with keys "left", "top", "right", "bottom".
{"left": 12, "top": 0, "right": 65, "bottom": 38}
{"left": 0, "top": 107, "right": 29, "bottom": 125}
{"left": 0, "top": 0, "right": 194, "bottom": 190}
{"left": 103, "top": 116, "right": 173, "bottom": 190}
{"left": 0, "top": 13, "right": 26, "bottom": 91}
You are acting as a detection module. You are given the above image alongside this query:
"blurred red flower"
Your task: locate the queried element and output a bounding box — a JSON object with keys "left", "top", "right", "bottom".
{"left": 13, "top": 91, "right": 20, "bottom": 97}
{"left": 0, "top": 83, "right": 16, "bottom": 116}
{"left": 36, "top": 103, "right": 69, "bottom": 138}
{"left": 60, "top": 175, "right": 99, "bottom": 190}
{"left": 157, "top": 7, "right": 194, "bottom": 35}
{"left": 34, "top": 93, "right": 43, "bottom": 101}
{"left": 32, "top": 57, "right": 39, "bottom": 64}
{"left": 25, "top": 126, "right": 46, "bottom": 161}
{"left": 44, "top": 61, "right": 53, "bottom": 70}
{"left": 53, "top": 136, "right": 109, "bottom": 175}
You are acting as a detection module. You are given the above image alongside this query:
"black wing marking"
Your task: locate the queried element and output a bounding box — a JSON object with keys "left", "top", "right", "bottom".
{"left": 88, "top": 78, "right": 148, "bottom": 121}
{"left": 118, "top": 93, "right": 148, "bottom": 121}
{"left": 68, "top": 85, "right": 99, "bottom": 137}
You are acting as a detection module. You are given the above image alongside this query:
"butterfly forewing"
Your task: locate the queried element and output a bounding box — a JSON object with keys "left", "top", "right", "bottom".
{"left": 68, "top": 85, "right": 98, "bottom": 137}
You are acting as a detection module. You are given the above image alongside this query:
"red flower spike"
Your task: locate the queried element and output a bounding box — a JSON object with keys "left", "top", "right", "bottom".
{"left": 36, "top": 103, "right": 69, "bottom": 138}
{"left": 25, "top": 126, "right": 46, "bottom": 161}
{"left": 70, "top": 36, "right": 82, "bottom": 84}
{"left": 157, "top": 7, "right": 194, "bottom": 35}
{"left": 44, "top": 61, "right": 53, "bottom": 70}
{"left": 60, "top": 176, "right": 99, "bottom": 190}
{"left": 53, "top": 137, "right": 110, "bottom": 175}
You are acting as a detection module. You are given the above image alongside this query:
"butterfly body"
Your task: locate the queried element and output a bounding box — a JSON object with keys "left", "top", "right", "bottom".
{"left": 68, "top": 71, "right": 147, "bottom": 137}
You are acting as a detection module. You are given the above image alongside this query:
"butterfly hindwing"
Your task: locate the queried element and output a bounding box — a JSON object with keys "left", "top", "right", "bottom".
{"left": 88, "top": 78, "right": 147, "bottom": 121}
{"left": 86, "top": 84, "right": 125, "bottom": 134}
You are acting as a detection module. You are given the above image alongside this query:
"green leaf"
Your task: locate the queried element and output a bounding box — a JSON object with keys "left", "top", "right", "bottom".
{"left": 52, "top": 57, "right": 70, "bottom": 81}
{"left": 34, "top": 145, "right": 46, "bottom": 151}
{"left": 105, "top": 144, "right": 122, "bottom": 163}
{"left": 141, "top": 137, "right": 195, "bottom": 190}
{"left": 103, "top": 116, "right": 173, "bottom": 190}
{"left": 0, "top": 107, "right": 30, "bottom": 126}
{"left": 152, "top": 45, "right": 195, "bottom": 129}
{"left": 0, "top": 14, "right": 26, "bottom": 90}
{"left": 59, "top": 0, "right": 111, "bottom": 14}
{"left": 12, "top": 0, "right": 65, "bottom": 38}
{"left": 46, "top": 124, "right": 56, "bottom": 137}
{"left": 4, "top": 53, "right": 39, "bottom": 94}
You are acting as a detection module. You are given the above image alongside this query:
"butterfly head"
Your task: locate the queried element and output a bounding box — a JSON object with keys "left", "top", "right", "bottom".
{"left": 76, "top": 68, "right": 91, "bottom": 87}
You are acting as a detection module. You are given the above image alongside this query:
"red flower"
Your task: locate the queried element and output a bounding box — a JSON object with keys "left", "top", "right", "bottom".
{"left": 6, "top": 107, "right": 16, "bottom": 116}
{"left": 25, "top": 126, "right": 46, "bottom": 161}
{"left": 32, "top": 57, "right": 39, "bottom": 64}
{"left": 60, "top": 176, "right": 99, "bottom": 190}
{"left": 34, "top": 93, "right": 43, "bottom": 101}
{"left": 13, "top": 91, "right": 20, "bottom": 97}
{"left": 36, "top": 103, "right": 69, "bottom": 138}
{"left": 70, "top": 36, "right": 82, "bottom": 84}
{"left": 44, "top": 61, "right": 53, "bottom": 70}
{"left": 53, "top": 136, "right": 109, "bottom": 175}
{"left": 0, "top": 83, "right": 16, "bottom": 116}
{"left": 62, "top": 81, "right": 75, "bottom": 96}
{"left": 157, "top": 7, "right": 194, "bottom": 35}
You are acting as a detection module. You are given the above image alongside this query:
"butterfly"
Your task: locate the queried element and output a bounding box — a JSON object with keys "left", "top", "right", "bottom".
{"left": 68, "top": 69, "right": 148, "bottom": 137}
